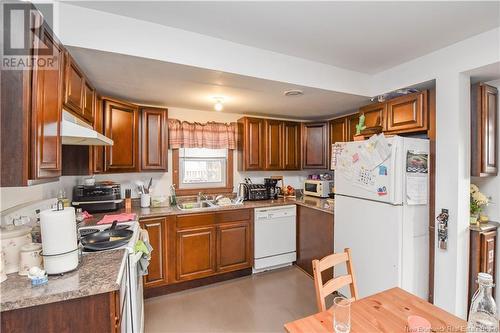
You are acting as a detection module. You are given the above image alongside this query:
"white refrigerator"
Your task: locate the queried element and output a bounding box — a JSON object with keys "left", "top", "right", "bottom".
{"left": 333, "top": 135, "right": 429, "bottom": 299}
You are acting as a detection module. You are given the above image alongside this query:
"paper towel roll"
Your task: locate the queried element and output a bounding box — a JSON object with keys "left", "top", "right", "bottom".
{"left": 40, "top": 207, "right": 78, "bottom": 274}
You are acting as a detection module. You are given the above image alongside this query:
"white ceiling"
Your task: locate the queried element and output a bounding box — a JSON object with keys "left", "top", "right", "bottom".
{"left": 68, "top": 47, "right": 368, "bottom": 120}
{"left": 69, "top": 1, "right": 500, "bottom": 74}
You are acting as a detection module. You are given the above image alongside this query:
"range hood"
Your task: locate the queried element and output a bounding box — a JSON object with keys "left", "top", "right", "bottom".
{"left": 61, "top": 111, "right": 113, "bottom": 146}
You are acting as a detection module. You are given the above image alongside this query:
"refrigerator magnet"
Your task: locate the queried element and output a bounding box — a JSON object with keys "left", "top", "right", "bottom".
{"left": 377, "top": 186, "right": 388, "bottom": 196}
{"left": 352, "top": 153, "right": 360, "bottom": 163}
{"left": 378, "top": 165, "right": 388, "bottom": 176}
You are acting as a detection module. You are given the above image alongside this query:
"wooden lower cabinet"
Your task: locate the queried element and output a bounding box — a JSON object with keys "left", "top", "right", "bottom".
{"left": 217, "top": 221, "right": 253, "bottom": 272}
{"left": 140, "top": 217, "right": 168, "bottom": 287}
{"left": 1, "top": 291, "right": 120, "bottom": 333}
{"left": 176, "top": 226, "right": 217, "bottom": 281}
{"left": 468, "top": 224, "right": 498, "bottom": 309}
{"left": 142, "top": 209, "right": 254, "bottom": 295}
{"left": 296, "top": 205, "right": 334, "bottom": 280}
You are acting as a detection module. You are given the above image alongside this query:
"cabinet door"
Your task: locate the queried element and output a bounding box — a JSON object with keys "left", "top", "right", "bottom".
{"left": 296, "top": 205, "right": 334, "bottom": 280}
{"left": 217, "top": 222, "right": 252, "bottom": 273}
{"left": 82, "top": 81, "right": 95, "bottom": 123}
{"left": 330, "top": 117, "right": 348, "bottom": 144}
{"left": 471, "top": 84, "right": 498, "bottom": 176}
{"left": 104, "top": 99, "right": 139, "bottom": 172}
{"left": 386, "top": 91, "right": 427, "bottom": 133}
{"left": 63, "top": 53, "right": 84, "bottom": 116}
{"left": 264, "top": 119, "right": 283, "bottom": 170}
{"left": 31, "top": 24, "right": 64, "bottom": 180}
{"left": 283, "top": 121, "right": 301, "bottom": 170}
{"left": 243, "top": 118, "right": 265, "bottom": 170}
{"left": 140, "top": 218, "right": 168, "bottom": 287}
{"left": 92, "top": 96, "right": 104, "bottom": 173}
{"left": 302, "top": 122, "right": 328, "bottom": 169}
{"left": 176, "top": 227, "right": 216, "bottom": 281}
{"left": 480, "top": 231, "right": 497, "bottom": 277}
{"left": 141, "top": 108, "right": 168, "bottom": 171}
{"left": 359, "top": 103, "right": 387, "bottom": 130}
{"left": 347, "top": 113, "right": 360, "bottom": 142}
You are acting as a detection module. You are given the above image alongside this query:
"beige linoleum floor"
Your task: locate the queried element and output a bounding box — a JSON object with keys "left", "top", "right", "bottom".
{"left": 144, "top": 266, "right": 320, "bottom": 333}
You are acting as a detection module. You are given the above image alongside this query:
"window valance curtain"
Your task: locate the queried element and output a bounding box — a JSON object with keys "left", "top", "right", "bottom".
{"left": 168, "top": 119, "right": 237, "bottom": 149}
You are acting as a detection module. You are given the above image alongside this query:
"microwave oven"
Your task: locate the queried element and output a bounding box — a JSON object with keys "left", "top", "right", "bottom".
{"left": 303, "top": 180, "right": 333, "bottom": 198}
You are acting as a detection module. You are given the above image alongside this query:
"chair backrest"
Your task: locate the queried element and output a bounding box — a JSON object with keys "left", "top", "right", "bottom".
{"left": 312, "top": 248, "right": 359, "bottom": 312}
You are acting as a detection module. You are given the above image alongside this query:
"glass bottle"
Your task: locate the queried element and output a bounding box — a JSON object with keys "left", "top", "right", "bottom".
{"left": 467, "top": 273, "right": 499, "bottom": 332}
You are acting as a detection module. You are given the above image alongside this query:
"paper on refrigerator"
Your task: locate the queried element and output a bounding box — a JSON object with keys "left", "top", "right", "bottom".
{"left": 360, "top": 134, "right": 391, "bottom": 170}
{"left": 406, "top": 174, "right": 428, "bottom": 205}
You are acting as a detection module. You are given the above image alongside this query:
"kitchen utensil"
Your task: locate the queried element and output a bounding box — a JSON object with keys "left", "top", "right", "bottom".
{"left": 40, "top": 201, "right": 79, "bottom": 275}
{"left": 80, "top": 221, "right": 133, "bottom": 251}
{"left": 146, "top": 177, "right": 152, "bottom": 194}
{"left": 0, "top": 224, "right": 32, "bottom": 274}
{"left": 141, "top": 193, "right": 151, "bottom": 208}
{"left": 18, "top": 243, "right": 43, "bottom": 276}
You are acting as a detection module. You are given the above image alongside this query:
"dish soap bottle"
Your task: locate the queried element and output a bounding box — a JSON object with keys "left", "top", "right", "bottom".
{"left": 467, "top": 273, "right": 498, "bottom": 332}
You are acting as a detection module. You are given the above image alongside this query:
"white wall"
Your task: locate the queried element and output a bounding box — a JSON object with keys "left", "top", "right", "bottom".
{"left": 56, "top": 3, "right": 371, "bottom": 97}
{"left": 0, "top": 107, "right": 320, "bottom": 212}
{"left": 0, "top": 176, "right": 78, "bottom": 212}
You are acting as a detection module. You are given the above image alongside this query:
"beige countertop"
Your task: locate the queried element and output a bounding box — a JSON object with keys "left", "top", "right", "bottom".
{"left": 0, "top": 249, "right": 127, "bottom": 312}
{"left": 83, "top": 196, "right": 333, "bottom": 225}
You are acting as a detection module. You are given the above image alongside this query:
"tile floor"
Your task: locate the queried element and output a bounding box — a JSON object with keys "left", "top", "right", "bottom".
{"left": 144, "top": 266, "right": 322, "bottom": 333}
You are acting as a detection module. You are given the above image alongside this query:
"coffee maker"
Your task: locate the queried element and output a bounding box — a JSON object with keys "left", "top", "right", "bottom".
{"left": 264, "top": 178, "right": 279, "bottom": 200}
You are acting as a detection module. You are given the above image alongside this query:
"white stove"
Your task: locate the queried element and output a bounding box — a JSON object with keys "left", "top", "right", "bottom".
{"left": 78, "top": 221, "right": 140, "bottom": 254}
{"left": 79, "top": 221, "right": 145, "bottom": 333}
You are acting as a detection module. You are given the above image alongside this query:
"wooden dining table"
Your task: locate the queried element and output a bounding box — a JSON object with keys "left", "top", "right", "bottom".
{"left": 284, "top": 287, "right": 467, "bottom": 332}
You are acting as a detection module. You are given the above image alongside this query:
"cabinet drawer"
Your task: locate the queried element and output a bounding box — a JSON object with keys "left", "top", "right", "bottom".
{"left": 215, "top": 209, "right": 251, "bottom": 223}
{"left": 177, "top": 213, "right": 215, "bottom": 229}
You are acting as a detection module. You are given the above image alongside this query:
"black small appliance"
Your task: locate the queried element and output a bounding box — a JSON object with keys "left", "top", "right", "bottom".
{"left": 264, "top": 178, "right": 279, "bottom": 200}
{"left": 72, "top": 182, "right": 123, "bottom": 212}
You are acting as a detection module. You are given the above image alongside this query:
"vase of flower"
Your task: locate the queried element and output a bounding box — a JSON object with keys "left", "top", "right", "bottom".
{"left": 470, "top": 184, "right": 489, "bottom": 225}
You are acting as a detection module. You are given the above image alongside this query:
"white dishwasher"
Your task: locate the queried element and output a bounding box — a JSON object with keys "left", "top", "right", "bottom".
{"left": 253, "top": 205, "right": 296, "bottom": 273}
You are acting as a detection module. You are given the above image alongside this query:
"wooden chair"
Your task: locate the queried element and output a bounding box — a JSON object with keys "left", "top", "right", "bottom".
{"left": 312, "top": 248, "right": 359, "bottom": 312}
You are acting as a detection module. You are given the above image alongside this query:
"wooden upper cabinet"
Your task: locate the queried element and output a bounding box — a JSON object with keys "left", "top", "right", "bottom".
{"left": 302, "top": 122, "right": 329, "bottom": 169}
{"left": 264, "top": 119, "right": 283, "bottom": 170}
{"left": 82, "top": 81, "right": 95, "bottom": 123}
{"left": 386, "top": 91, "right": 428, "bottom": 133}
{"left": 347, "top": 113, "right": 360, "bottom": 142}
{"left": 63, "top": 53, "right": 84, "bottom": 115}
{"left": 472, "top": 83, "right": 498, "bottom": 176}
{"left": 92, "top": 96, "right": 104, "bottom": 173}
{"left": 238, "top": 117, "right": 265, "bottom": 171}
{"left": 31, "top": 23, "right": 64, "bottom": 181}
{"left": 217, "top": 221, "right": 252, "bottom": 273}
{"left": 330, "top": 117, "right": 348, "bottom": 144}
{"left": 359, "top": 103, "right": 387, "bottom": 130}
{"left": 283, "top": 121, "right": 301, "bottom": 170}
{"left": 103, "top": 98, "right": 140, "bottom": 173}
{"left": 63, "top": 52, "right": 95, "bottom": 124}
{"left": 176, "top": 227, "right": 217, "bottom": 281}
{"left": 140, "top": 217, "right": 168, "bottom": 288}
{"left": 141, "top": 107, "right": 168, "bottom": 171}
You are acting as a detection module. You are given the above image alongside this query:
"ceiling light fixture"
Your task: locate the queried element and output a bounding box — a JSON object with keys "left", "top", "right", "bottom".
{"left": 213, "top": 97, "right": 224, "bottom": 111}
{"left": 284, "top": 89, "right": 304, "bottom": 97}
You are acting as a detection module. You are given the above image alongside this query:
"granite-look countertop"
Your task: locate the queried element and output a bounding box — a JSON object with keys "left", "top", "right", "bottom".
{"left": 0, "top": 249, "right": 127, "bottom": 312}
{"left": 82, "top": 196, "right": 333, "bottom": 225}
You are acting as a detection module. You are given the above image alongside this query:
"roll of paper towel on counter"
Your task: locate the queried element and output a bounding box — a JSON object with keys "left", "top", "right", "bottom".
{"left": 40, "top": 206, "right": 79, "bottom": 275}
